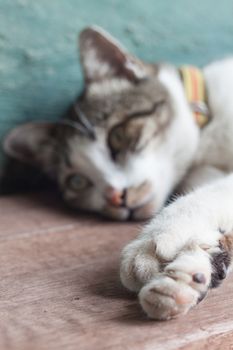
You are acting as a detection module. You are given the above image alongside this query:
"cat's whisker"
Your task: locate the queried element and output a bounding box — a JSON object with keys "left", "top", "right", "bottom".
{"left": 72, "top": 104, "right": 96, "bottom": 140}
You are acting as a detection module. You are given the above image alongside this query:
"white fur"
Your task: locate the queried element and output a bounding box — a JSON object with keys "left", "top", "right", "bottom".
{"left": 121, "top": 58, "right": 233, "bottom": 320}
{"left": 87, "top": 79, "right": 132, "bottom": 97}
{"left": 124, "top": 58, "right": 148, "bottom": 79}
{"left": 82, "top": 46, "right": 114, "bottom": 80}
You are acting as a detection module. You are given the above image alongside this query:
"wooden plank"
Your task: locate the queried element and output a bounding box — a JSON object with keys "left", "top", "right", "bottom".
{"left": 0, "top": 193, "right": 233, "bottom": 350}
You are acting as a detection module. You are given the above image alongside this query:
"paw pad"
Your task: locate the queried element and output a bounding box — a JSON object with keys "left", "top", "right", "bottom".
{"left": 192, "top": 272, "right": 206, "bottom": 284}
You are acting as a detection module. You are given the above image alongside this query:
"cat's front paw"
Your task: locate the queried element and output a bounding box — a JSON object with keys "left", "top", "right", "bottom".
{"left": 120, "top": 201, "right": 233, "bottom": 320}
{"left": 121, "top": 241, "right": 212, "bottom": 320}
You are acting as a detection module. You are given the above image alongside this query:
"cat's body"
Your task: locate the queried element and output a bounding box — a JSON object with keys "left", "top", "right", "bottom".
{"left": 4, "top": 27, "right": 233, "bottom": 320}
{"left": 190, "top": 58, "right": 233, "bottom": 174}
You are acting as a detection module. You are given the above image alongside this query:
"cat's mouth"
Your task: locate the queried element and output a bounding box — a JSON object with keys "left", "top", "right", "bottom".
{"left": 102, "top": 198, "right": 156, "bottom": 221}
{"left": 102, "top": 181, "right": 156, "bottom": 221}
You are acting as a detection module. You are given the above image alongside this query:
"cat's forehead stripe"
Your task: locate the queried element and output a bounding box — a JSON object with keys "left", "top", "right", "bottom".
{"left": 87, "top": 79, "right": 132, "bottom": 97}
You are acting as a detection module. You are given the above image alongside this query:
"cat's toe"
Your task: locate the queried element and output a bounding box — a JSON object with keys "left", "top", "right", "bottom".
{"left": 139, "top": 248, "right": 212, "bottom": 320}
{"left": 139, "top": 276, "right": 199, "bottom": 320}
{"left": 120, "top": 238, "right": 160, "bottom": 292}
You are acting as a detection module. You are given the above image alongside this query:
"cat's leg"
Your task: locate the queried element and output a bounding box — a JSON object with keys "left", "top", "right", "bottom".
{"left": 177, "top": 164, "right": 227, "bottom": 193}
{"left": 120, "top": 173, "right": 233, "bottom": 320}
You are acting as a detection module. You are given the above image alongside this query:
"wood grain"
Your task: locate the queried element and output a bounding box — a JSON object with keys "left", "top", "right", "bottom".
{"left": 1, "top": 193, "right": 233, "bottom": 350}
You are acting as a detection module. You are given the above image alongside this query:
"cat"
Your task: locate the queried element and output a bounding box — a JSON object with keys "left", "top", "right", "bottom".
{"left": 4, "top": 26, "right": 233, "bottom": 320}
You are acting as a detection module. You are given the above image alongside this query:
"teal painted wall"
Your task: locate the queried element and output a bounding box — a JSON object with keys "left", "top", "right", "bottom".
{"left": 1, "top": 0, "right": 233, "bottom": 165}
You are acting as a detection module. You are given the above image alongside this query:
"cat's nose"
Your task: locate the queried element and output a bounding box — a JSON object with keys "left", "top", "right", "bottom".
{"left": 105, "top": 186, "right": 125, "bottom": 207}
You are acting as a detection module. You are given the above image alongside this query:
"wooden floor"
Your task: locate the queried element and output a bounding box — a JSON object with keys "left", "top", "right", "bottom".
{"left": 1, "top": 193, "right": 233, "bottom": 350}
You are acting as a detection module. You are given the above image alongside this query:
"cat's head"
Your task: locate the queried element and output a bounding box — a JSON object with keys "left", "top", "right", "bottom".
{"left": 4, "top": 27, "right": 199, "bottom": 220}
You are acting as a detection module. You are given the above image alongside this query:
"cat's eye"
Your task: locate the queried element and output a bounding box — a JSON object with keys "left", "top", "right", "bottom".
{"left": 66, "top": 174, "right": 92, "bottom": 191}
{"left": 109, "top": 126, "right": 125, "bottom": 152}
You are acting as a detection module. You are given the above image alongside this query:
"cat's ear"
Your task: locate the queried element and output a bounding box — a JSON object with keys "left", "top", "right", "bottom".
{"left": 3, "top": 122, "right": 57, "bottom": 173}
{"left": 79, "top": 26, "right": 148, "bottom": 83}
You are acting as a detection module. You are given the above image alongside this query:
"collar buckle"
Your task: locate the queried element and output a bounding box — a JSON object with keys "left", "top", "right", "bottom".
{"left": 190, "top": 101, "right": 210, "bottom": 117}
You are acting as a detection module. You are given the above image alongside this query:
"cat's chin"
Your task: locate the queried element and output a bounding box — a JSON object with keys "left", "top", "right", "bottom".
{"left": 102, "top": 200, "right": 156, "bottom": 222}
{"left": 102, "top": 206, "right": 130, "bottom": 221}
{"left": 130, "top": 200, "right": 156, "bottom": 221}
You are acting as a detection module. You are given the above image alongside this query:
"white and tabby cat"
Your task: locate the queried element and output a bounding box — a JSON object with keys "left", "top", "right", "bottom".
{"left": 4, "top": 27, "right": 233, "bottom": 320}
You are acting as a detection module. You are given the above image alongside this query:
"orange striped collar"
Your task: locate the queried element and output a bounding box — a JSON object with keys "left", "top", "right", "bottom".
{"left": 179, "top": 66, "right": 210, "bottom": 128}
